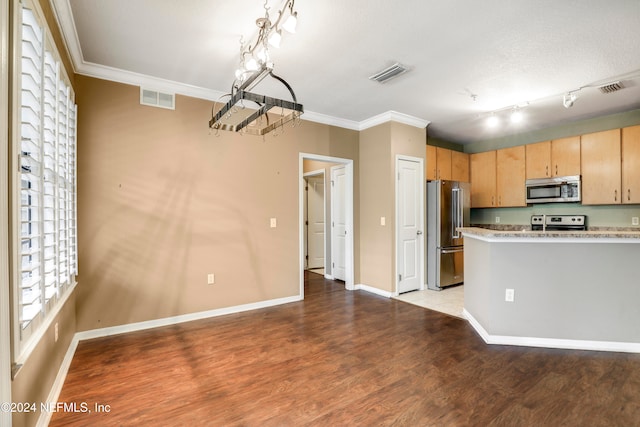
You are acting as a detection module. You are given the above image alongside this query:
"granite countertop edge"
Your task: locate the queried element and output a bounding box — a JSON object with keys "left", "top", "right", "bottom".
{"left": 460, "top": 225, "right": 640, "bottom": 239}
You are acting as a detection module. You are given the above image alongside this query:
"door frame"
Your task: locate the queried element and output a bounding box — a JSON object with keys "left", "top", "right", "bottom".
{"left": 299, "top": 153, "right": 354, "bottom": 297}
{"left": 395, "top": 155, "right": 425, "bottom": 295}
{"left": 303, "top": 169, "right": 326, "bottom": 271}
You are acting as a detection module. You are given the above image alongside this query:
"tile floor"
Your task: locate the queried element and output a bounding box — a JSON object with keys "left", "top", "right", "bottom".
{"left": 394, "top": 285, "right": 465, "bottom": 319}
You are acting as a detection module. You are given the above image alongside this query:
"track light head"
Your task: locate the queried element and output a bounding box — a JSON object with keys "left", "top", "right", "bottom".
{"left": 563, "top": 92, "right": 577, "bottom": 108}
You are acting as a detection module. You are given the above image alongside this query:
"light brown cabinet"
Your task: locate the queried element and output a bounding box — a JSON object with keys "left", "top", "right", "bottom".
{"left": 451, "top": 150, "right": 470, "bottom": 182}
{"left": 471, "top": 147, "right": 525, "bottom": 208}
{"left": 470, "top": 151, "right": 496, "bottom": 207}
{"left": 581, "top": 129, "right": 621, "bottom": 205}
{"left": 525, "top": 137, "right": 580, "bottom": 179}
{"left": 426, "top": 145, "right": 469, "bottom": 182}
{"left": 622, "top": 125, "right": 640, "bottom": 204}
{"left": 496, "top": 146, "right": 526, "bottom": 207}
{"left": 551, "top": 136, "right": 581, "bottom": 177}
{"left": 426, "top": 145, "right": 436, "bottom": 180}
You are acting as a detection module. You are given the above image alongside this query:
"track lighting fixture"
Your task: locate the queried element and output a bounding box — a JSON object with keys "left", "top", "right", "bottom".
{"left": 563, "top": 92, "right": 577, "bottom": 108}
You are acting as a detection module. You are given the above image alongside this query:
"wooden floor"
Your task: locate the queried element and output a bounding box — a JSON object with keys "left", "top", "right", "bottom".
{"left": 50, "top": 272, "right": 640, "bottom": 426}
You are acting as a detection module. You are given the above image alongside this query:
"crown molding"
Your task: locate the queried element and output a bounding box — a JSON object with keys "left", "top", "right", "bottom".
{"left": 50, "top": 0, "right": 430, "bottom": 132}
{"left": 358, "top": 111, "right": 430, "bottom": 130}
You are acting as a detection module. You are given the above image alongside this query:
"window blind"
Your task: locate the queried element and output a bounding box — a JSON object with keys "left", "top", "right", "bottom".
{"left": 18, "top": 4, "right": 77, "bottom": 343}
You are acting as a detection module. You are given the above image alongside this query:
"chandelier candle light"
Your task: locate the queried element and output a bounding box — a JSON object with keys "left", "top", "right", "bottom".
{"left": 209, "top": 0, "right": 303, "bottom": 136}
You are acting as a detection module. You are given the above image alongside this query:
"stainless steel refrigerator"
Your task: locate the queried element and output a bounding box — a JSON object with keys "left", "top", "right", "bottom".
{"left": 427, "top": 180, "right": 470, "bottom": 290}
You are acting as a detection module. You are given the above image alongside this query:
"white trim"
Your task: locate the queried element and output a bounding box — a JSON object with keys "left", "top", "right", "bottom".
{"left": 463, "top": 309, "right": 640, "bottom": 354}
{"left": 359, "top": 111, "right": 430, "bottom": 130}
{"left": 36, "top": 335, "right": 80, "bottom": 427}
{"left": 299, "top": 153, "right": 354, "bottom": 297}
{"left": 395, "top": 155, "right": 425, "bottom": 294}
{"left": 355, "top": 284, "right": 394, "bottom": 298}
{"left": 1, "top": 0, "right": 12, "bottom": 420}
{"left": 302, "top": 111, "right": 360, "bottom": 131}
{"left": 76, "top": 295, "right": 301, "bottom": 341}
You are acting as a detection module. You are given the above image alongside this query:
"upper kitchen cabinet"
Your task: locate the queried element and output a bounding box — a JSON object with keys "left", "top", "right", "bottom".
{"left": 470, "top": 151, "right": 496, "bottom": 207}
{"left": 496, "top": 146, "right": 526, "bottom": 207}
{"left": 436, "top": 147, "right": 452, "bottom": 180}
{"left": 525, "top": 137, "right": 580, "bottom": 179}
{"left": 426, "top": 146, "right": 469, "bottom": 182}
{"left": 525, "top": 141, "right": 551, "bottom": 178}
{"left": 622, "top": 125, "right": 640, "bottom": 204}
{"left": 426, "top": 145, "right": 437, "bottom": 180}
{"left": 581, "top": 129, "right": 621, "bottom": 205}
{"left": 451, "top": 150, "right": 470, "bottom": 182}
{"left": 551, "top": 136, "right": 580, "bottom": 177}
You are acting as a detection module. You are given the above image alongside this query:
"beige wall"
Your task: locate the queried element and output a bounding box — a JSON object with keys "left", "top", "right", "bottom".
{"left": 74, "top": 75, "right": 359, "bottom": 331}
{"left": 359, "top": 122, "right": 426, "bottom": 292}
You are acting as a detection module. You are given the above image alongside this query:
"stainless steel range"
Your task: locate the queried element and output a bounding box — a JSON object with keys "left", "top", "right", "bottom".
{"left": 531, "top": 214, "right": 587, "bottom": 231}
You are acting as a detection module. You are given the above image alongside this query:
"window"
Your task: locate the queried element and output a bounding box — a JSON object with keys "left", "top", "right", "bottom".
{"left": 15, "top": 2, "right": 77, "bottom": 360}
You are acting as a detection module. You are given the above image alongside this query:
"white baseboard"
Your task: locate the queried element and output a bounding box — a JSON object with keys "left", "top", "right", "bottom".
{"left": 324, "top": 274, "right": 334, "bottom": 280}
{"left": 355, "top": 283, "right": 394, "bottom": 298}
{"left": 76, "top": 295, "right": 302, "bottom": 341}
{"left": 35, "top": 294, "right": 302, "bottom": 427}
{"left": 463, "top": 308, "right": 640, "bottom": 354}
{"left": 36, "top": 335, "right": 80, "bottom": 427}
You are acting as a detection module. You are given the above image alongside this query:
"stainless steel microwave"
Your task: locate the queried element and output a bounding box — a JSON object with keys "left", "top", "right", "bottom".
{"left": 525, "top": 175, "right": 581, "bottom": 204}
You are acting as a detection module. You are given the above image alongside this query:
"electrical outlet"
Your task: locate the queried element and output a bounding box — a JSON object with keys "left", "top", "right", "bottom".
{"left": 505, "top": 289, "right": 515, "bottom": 302}
{"left": 495, "top": 216, "right": 501, "bottom": 224}
{"left": 633, "top": 217, "right": 639, "bottom": 226}
{"left": 54, "top": 322, "right": 59, "bottom": 342}
{"left": 380, "top": 216, "right": 386, "bottom": 226}
{"left": 207, "top": 273, "right": 215, "bottom": 285}
{"left": 270, "top": 218, "right": 277, "bottom": 228}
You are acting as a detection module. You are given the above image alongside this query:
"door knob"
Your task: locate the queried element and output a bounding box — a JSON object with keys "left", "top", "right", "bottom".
{"left": 417, "top": 230, "right": 423, "bottom": 235}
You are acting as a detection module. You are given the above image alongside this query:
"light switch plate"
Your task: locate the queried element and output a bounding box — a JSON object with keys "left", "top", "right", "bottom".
{"left": 380, "top": 217, "right": 386, "bottom": 226}
{"left": 633, "top": 217, "right": 639, "bottom": 226}
{"left": 270, "top": 218, "right": 277, "bottom": 228}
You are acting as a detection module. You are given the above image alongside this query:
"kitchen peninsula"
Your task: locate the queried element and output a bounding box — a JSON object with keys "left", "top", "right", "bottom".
{"left": 459, "top": 226, "right": 640, "bottom": 353}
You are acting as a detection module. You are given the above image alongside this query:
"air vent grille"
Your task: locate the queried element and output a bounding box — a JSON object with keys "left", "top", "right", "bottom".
{"left": 140, "top": 88, "right": 175, "bottom": 109}
{"left": 598, "top": 81, "right": 624, "bottom": 94}
{"left": 369, "top": 63, "right": 408, "bottom": 83}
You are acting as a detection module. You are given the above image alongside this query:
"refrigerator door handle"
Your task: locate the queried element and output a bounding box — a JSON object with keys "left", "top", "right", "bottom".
{"left": 441, "top": 247, "right": 464, "bottom": 254}
{"left": 452, "top": 188, "right": 461, "bottom": 239}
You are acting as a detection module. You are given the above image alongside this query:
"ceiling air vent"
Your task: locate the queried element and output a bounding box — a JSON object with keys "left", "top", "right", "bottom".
{"left": 598, "top": 81, "right": 624, "bottom": 94}
{"left": 140, "top": 88, "right": 175, "bottom": 110}
{"left": 369, "top": 63, "right": 408, "bottom": 83}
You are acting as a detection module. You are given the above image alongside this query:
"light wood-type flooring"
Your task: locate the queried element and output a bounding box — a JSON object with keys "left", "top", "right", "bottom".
{"left": 50, "top": 271, "right": 640, "bottom": 426}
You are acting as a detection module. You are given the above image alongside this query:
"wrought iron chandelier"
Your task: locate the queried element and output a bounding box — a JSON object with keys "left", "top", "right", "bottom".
{"left": 209, "top": 0, "right": 303, "bottom": 136}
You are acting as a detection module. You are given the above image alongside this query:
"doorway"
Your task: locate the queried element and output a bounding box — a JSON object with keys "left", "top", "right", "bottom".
{"left": 299, "top": 153, "right": 354, "bottom": 298}
{"left": 304, "top": 170, "right": 325, "bottom": 275}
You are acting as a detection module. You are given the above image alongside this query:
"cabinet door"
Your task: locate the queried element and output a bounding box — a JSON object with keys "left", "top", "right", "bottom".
{"left": 470, "top": 151, "right": 496, "bottom": 207}
{"left": 581, "top": 129, "right": 621, "bottom": 205}
{"left": 426, "top": 145, "right": 437, "bottom": 180}
{"left": 551, "top": 136, "right": 580, "bottom": 177}
{"left": 525, "top": 141, "right": 551, "bottom": 179}
{"left": 451, "top": 151, "right": 470, "bottom": 182}
{"left": 622, "top": 125, "right": 640, "bottom": 204}
{"left": 496, "top": 146, "right": 526, "bottom": 207}
{"left": 436, "top": 147, "right": 452, "bottom": 180}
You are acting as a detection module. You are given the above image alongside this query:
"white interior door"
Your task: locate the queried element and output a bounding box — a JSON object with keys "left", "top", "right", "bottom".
{"left": 306, "top": 175, "right": 325, "bottom": 269}
{"left": 397, "top": 157, "right": 423, "bottom": 294}
{"left": 331, "top": 165, "right": 346, "bottom": 281}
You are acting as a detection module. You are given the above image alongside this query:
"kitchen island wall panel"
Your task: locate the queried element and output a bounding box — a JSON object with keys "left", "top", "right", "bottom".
{"left": 462, "top": 229, "right": 640, "bottom": 352}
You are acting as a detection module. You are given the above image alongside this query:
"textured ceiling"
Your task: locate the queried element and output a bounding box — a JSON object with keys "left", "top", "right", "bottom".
{"left": 54, "top": 0, "right": 640, "bottom": 143}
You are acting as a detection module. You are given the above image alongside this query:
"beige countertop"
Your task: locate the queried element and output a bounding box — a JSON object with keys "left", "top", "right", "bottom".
{"left": 459, "top": 226, "right": 640, "bottom": 240}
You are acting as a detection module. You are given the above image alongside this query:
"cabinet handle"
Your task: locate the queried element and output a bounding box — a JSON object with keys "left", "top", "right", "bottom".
{"left": 628, "top": 189, "right": 631, "bottom": 201}
{"left": 498, "top": 196, "right": 502, "bottom": 206}
{"left": 491, "top": 196, "right": 495, "bottom": 206}
{"left": 615, "top": 189, "right": 618, "bottom": 202}
{"left": 555, "top": 164, "right": 558, "bottom": 176}
{"left": 545, "top": 165, "right": 549, "bottom": 176}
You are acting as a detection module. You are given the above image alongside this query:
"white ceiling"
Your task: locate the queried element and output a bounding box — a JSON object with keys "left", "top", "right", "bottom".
{"left": 52, "top": 0, "right": 640, "bottom": 144}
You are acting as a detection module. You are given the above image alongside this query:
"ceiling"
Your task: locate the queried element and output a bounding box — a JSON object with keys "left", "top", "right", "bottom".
{"left": 52, "top": 0, "right": 640, "bottom": 144}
